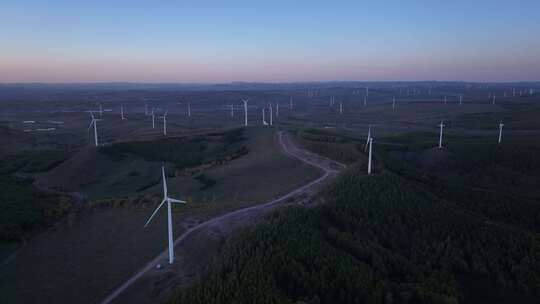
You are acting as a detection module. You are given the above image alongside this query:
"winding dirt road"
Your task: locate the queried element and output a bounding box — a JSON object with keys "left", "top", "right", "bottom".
{"left": 101, "top": 131, "right": 346, "bottom": 304}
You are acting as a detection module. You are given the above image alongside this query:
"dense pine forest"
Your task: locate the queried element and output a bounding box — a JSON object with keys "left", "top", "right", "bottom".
{"left": 168, "top": 129, "right": 540, "bottom": 304}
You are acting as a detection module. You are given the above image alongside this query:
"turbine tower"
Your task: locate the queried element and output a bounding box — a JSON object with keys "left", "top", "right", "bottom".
{"left": 392, "top": 97, "right": 396, "bottom": 111}
{"left": 144, "top": 166, "right": 186, "bottom": 264}
{"left": 438, "top": 120, "right": 445, "bottom": 149}
{"left": 161, "top": 111, "right": 168, "bottom": 135}
{"left": 492, "top": 95, "right": 496, "bottom": 105}
{"left": 151, "top": 108, "right": 156, "bottom": 129}
{"left": 289, "top": 97, "right": 293, "bottom": 110}
{"left": 268, "top": 103, "right": 273, "bottom": 126}
{"left": 187, "top": 102, "right": 191, "bottom": 117}
{"left": 242, "top": 98, "right": 249, "bottom": 126}
{"left": 87, "top": 111, "right": 101, "bottom": 147}
{"left": 120, "top": 105, "right": 126, "bottom": 120}
{"left": 459, "top": 95, "right": 463, "bottom": 106}
{"left": 367, "top": 137, "right": 373, "bottom": 175}
{"left": 498, "top": 121, "right": 504, "bottom": 144}
{"left": 262, "top": 107, "right": 268, "bottom": 125}
{"left": 364, "top": 95, "right": 367, "bottom": 107}
{"left": 276, "top": 103, "right": 279, "bottom": 118}
{"left": 230, "top": 104, "right": 234, "bottom": 118}
{"left": 99, "top": 104, "right": 103, "bottom": 117}
{"left": 339, "top": 101, "right": 343, "bottom": 115}
{"left": 144, "top": 103, "right": 148, "bottom": 116}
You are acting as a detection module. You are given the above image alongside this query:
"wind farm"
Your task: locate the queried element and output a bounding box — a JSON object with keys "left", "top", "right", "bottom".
{"left": 1, "top": 1, "right": 540, "bottom": 304}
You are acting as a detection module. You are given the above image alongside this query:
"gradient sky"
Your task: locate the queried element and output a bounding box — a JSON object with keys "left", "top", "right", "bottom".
{"left": 1, "top": 0, "right": 540, "bottom": 83}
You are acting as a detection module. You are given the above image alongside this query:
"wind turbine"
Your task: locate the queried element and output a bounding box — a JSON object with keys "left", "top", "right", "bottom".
{"left": 459, "top": 95, "right": 463, "bottom": 106}
{"left": 364, "top": 95, "right": 367, "bottom": 107}
{"left": 242, "top": 98, "right": 249, "bottom": 126}
{"left": 262, "top": 107, "right": 268, "bottom": 125}
{"left": 144, "top": 103, "right": 148, "bottom": 116}
{"left": 161, "top": 111, "right": 168, "bottom": 135}
{"left": 187, "top": 102, "right": 191, "bottom": 117}
{"left": 88, "top": 111, "right": 101, "bottom": 147}
{"left": 120, "top": 105, "right": 126, "bottom": 120}
{"left": 144, "top": 166, "right": 186, "bottom": 264}
{"left": 498, "top": 121, "right": 504, "bottom": 144}
{"left": 289, "top": 97, "right": 293, "bottom": 110}
{"left": 492, "top": 95, "right": 496, "bottom": 105}
{"left": 367, "top": 137, "right": 373, "bottom": 175}
{"left": 276, "top": 102, "right": 279, "bottom": 118}
{"left": 229, "top": 104, "right": 234, "bottom": 118}
{"left": 392, "top": 97, "right": 396, "bottom": 111}
{"left": 151, "top": 108, "right": 156, "bottom": 129}
{"left": 444, "top": 96, "right": 447, "bottom": 104}
{"left": 99, "top": 104, "right": 103, "bottom": 117}
{"left": 438, "top": 120, "right": 445, "bottom": 149}
{"left": 339, "top": 101, "right": 343, "bottom": 115}
{"left": 268, "top": 103, "right": 273, "bottom": 126}
{"left": 366, "top": 87, "right": 369, "bottom": 97}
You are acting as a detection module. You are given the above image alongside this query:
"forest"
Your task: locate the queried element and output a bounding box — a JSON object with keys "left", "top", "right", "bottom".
{"left": 168, "top": 129, "right": 540, "bottom": 304}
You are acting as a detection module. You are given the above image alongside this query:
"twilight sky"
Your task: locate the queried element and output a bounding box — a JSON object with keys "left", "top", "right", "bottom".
{"left": 1, "top": 0, "right": 540, "bottom": 83}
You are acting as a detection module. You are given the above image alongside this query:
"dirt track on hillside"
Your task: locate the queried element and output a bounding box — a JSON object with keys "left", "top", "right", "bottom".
{"left": 101, "top": 131, "right": 346, "bottom": 304}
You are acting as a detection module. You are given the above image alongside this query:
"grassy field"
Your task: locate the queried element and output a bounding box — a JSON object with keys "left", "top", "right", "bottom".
{"left": 0, "top": 127, "right": 321, "bottom": 304}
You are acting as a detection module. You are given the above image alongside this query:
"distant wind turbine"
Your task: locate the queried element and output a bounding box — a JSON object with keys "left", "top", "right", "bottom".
{"left": 144, "top": 103, "right": 148, "bottom": 116}
{"left": 88, "top": 111, "right": 101, "bottom": 147}
{"left": 498, "top": 121, "right": 504, "bottom": 144}
{"left": 99, "top": 104, "right": 103, "bottom": 117}
{"left": 492, "top": 95, "right": 496, "bottom": 105}
{"left": 242, "top": 98, "right": 249, "bottom": 126}
{"left": 120, "top": 105, "right": 126, "bottom": 120}
{"left": 339, "top": 101, "right": 343, "bottom": 115}
{"left": 289, "top": 97, "right": 293, "bottom": 110}
{"left": 230, "top": 104, "right": 234, "bottom": 118}
{"left": 268, "top": 103, "right": 273, "bottom": 126}
{"left": 459, "top": 95, "right": 463, "bottom": 106}
{"left": 151, "top": 108, "right": 156, "bottom": 129}
{"left": 438, "top": 120, "right": 445, "bottom": 149}
{"left": 364, "top": 95, "right": 367, "bottom": 107}
{"left": 367, "top": 137, "right": 373, "bottom": 175}
{"left": 262, "top": 107, "right": 268, "bottom": 125}
{"left": 187, "top": 102, "right": 191, "bottom": 117}
{"left": 161, "top": 111, "right": 168, "bottom": 135}
{"left": 392, "top": 97, "right": 396, "bottom": 111}
{"left": 276, "top": 102, "right": 279, "bottom": 118}
{"left": 144, "top": 166, "right": 186, "bottom": 264}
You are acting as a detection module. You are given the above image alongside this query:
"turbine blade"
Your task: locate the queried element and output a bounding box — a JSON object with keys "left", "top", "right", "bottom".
{"left": 168, "top": 197, "right": 186, "bottom": 204}
{"left": 88, "top": 120, "right": 94, "bottom": 130}
{"left": 144, "top": 198, "right": 167, "bottom": 227}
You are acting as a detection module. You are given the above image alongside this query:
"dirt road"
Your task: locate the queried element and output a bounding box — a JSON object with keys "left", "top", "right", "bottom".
{"left": 101, "top": 131, "right": 346, "bottom": 304}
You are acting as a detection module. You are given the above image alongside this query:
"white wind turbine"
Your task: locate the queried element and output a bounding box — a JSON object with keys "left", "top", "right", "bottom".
{"left": 229, "top": 104, "right": 234, "bottom": 118}
{"left": 99, "top": 103, "right": 103, "bottom": 117}
{"left": 262, "top": 107, "right": 268, "bottom": 125}
{"left": 367, "top": 137, "right": 373, "bottom": 175}
{"left": 459, "top": 95, "right": 463, "bottom": 106}
{"left": 120, "top": 105, "right": 126, "bottom": 120}
{"left": 438, "top": 120, "right": 445, "bottom": 149}
{"left": 276, "top": 102, "right": 279, "bottom": 118}
{"left": 242, "top": 98, "right": 249, "bottom": 126}
{"left": 160, "top": 111, "right": 168, "bottom": 135}
{"left": 144, "top": 103, "right": 148, "bottom": 116}
{"left": 498, "top": 121, "right": 504, "bottom": 144}
{"left": 151, "top": 108, "right": 156, "bottom": 129}
{"left": 492, "top": 95, "right": 496, "bottom": 105}
{"left": 88, "top": 111, "right": 101, "bottom": 147}
{"left": 268, "top": 103, "right": 273, "bottom": 126}
{"left": 187, "top": 102, "right": 191, "bottom": 117}
{"left": 444, "top": 96, "right": 447, "bottom": 104}
{"left": 144, "top": 166, "right": 186, "bottom": 264}
{"left": 364, "top": 95, "right": 367, "bottom": 107}
{"left": 289, "top": 97, "right": 293, "bottom": 110}
{"left": 392, "top": 97, "right": 396, "bottom": 111}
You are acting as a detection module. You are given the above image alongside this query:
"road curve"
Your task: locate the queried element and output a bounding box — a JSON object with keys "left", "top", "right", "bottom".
{"left": 100, "top": 131, "right": 345, "bottom": 304}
